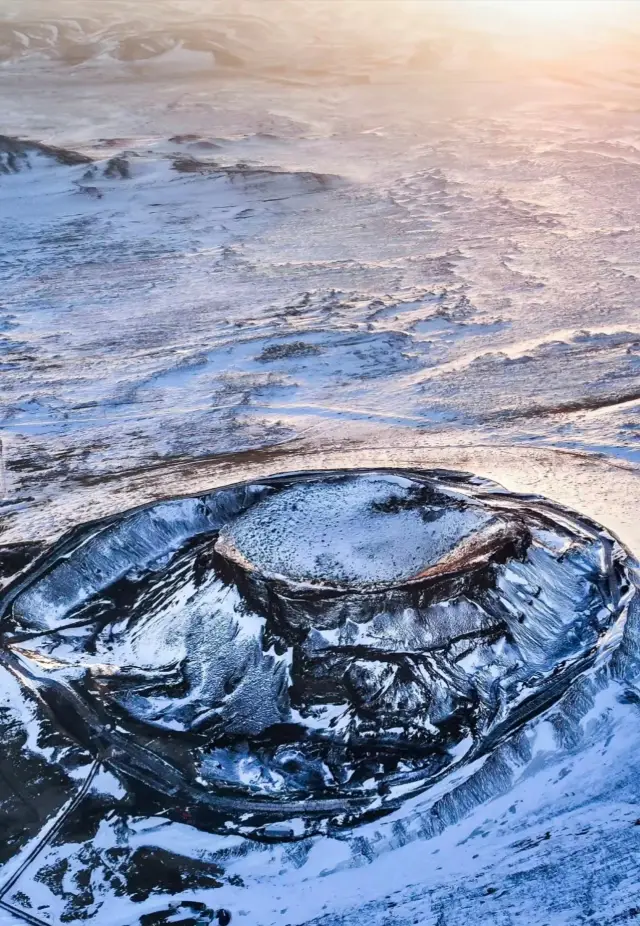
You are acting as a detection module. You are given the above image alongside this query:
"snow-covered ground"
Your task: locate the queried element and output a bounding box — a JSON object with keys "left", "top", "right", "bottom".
{"left": 1, "top": 3, "right": 640, "bottom": 925}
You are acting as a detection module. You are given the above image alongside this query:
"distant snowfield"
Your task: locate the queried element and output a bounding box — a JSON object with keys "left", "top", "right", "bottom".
{"left": 1, "top": 7, "right": 640, "bottom": 924}
{"left": 2, "top": 113, "right": 640, "bottom": 542}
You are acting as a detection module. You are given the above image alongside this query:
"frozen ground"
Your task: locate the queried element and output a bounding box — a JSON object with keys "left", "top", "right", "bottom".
{"left": 1, "top": 2, "right": 640, "bottom": 925}
{"left": 2, "top": 5, "right": 640, "bottom": 535}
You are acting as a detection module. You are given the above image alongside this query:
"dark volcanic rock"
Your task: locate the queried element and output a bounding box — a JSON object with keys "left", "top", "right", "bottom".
{"left": 0, "top": 468, "right": 636, "bottom": 840}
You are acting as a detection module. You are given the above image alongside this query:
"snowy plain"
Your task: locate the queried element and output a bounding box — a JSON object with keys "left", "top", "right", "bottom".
{"left": 1, "top": 2, "right": 640, "bottom": 925}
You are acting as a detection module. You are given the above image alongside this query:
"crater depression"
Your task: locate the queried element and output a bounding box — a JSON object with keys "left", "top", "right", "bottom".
{"left": 0, "top": 468, "right": 635, "bottom": 839}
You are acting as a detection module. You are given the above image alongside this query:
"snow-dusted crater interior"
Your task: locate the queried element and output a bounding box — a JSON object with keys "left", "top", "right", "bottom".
{"left": 0, "top": 468, "right": 636, "bottom": 840}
